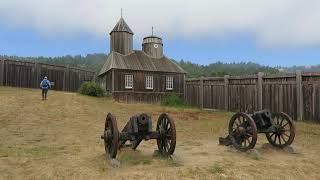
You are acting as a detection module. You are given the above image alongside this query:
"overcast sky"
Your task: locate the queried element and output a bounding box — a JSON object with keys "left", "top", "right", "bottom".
{"left": 0, "top": 0, "right": 320, "bottom": 66}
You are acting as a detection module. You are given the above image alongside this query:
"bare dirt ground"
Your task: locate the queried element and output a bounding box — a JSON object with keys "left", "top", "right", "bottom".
{"left": 0, "top": 87, "right": 320, "bottom": 180}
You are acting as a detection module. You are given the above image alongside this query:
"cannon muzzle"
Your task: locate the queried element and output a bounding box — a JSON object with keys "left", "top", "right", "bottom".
{"left": 137, "top": 113, "right": 150, "bottom": 125}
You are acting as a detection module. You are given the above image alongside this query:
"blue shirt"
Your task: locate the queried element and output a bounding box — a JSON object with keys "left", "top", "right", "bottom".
{"left": 40, "top": 79, "right": 51, "bottom": 90}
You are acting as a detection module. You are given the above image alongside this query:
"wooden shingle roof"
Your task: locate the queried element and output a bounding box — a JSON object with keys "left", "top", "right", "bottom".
{"left": 110, "top": 17, "right": 134, "bottom": 35}
{"left": 98, "top": 51, "right": 187, "bottom": 76}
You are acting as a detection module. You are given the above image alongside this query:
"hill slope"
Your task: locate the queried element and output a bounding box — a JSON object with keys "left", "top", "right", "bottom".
{"left": 0, "top": 87, "right": 319, "bottom": 179}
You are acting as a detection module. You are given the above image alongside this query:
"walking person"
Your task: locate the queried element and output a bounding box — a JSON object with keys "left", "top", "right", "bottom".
{"left": 40, "top": 76, "right": 51, "bottom": 100}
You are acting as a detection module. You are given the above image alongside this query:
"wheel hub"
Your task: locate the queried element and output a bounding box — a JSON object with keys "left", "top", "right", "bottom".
{"left": 274, "top": 125, "right": 285, "bottom": 135}
{"left": 159, "top": 127, "right": 166, "bottom": 138}
{"left": 105, "top": 130, "right": 112, "bottom": 141}
{"left": 236, "top": 126, "right": 246, "bottom": 136}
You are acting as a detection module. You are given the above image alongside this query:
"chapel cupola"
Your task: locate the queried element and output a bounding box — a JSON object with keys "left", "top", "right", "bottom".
{"left": 110, "top": 16, "right": 134, "bottom": 55}
{"left": 142, "top": 27, "right": 163, "bottom": 58}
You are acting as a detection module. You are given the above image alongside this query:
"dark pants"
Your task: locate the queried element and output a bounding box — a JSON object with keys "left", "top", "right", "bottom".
{"left": 42, "top": 89, "right": 48, "bottom": 100}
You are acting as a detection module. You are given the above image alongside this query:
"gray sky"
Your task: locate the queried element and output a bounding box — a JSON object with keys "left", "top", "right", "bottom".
{"left": 1, "top": 0, "right": 319, "bottom": 48}
{"left": 1, "top": 0, "right": 320, "bottom": 66}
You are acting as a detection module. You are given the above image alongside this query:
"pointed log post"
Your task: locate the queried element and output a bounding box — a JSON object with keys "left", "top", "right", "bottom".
{"left": 0, "top": 59, "right": 4, "bottom": 86}
{"left": 183, "top": 74, "right": 186, "bottom": 100}
{"left": 199, "top": 76, "right": 204, "bottom": 109}
{"left": 296, "top": 70, "right": 303, "bottom": 121}
{"left": 257, "top": 72, "right": 264, "bottom": 110}
{"left": 63, "top": 66, "right": 70, "bottom": 91}
{"left": 35, "top": 62, "right": 41, "bottom": 88}
{"left": 224, "top": 75, "right": 230, "bottom": 111}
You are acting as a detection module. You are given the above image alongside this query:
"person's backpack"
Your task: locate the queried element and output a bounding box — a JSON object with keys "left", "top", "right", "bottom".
{"left": 41, "top": 80, "right": 48, "bottom": 89}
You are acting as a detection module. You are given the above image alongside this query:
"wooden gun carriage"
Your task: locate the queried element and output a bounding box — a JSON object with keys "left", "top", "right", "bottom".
{"left": 220, "top": 109, "right": 296, "bottom": 151}
{"left": 101, "top": 113, "right": 176, "bottom": 158}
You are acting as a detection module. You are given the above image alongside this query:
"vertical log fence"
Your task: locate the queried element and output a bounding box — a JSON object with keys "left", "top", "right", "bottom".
{"left": 0, "top": 59, "right": 95, "bottom": 92}
{"left": 2, "top": 58, "right": 320, "bottom": 122}
{"left": 185, "top": 71, "right": 320, "bottom": 122}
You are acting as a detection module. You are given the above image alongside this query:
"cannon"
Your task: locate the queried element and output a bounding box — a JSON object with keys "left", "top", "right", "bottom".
{"left": 101, "top": 113, "right": 176, "bottom": 158}
{"left": 219, "top": 109, "right": 296, "bottom": 151}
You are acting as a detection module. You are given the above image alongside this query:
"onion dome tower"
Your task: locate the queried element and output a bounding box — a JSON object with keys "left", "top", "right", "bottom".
{"left": 110, "top": 15, "right": 134, "bottom": 55}
{"left": 142, "top": 27, "right": 163, "bottom": 58}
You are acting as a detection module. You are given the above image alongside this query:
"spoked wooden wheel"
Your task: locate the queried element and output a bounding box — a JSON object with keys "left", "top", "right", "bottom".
{"left": 156, "top": 113, "right": 176, "bottom": 155}
{"left": 103, "top": 113, "right": 119, "bottom": 158}
{"left": 266, "top": 112, "right": 295, "bottom": 148}
{"left": 228, "top": 112, "right": 258, "bottom": 151}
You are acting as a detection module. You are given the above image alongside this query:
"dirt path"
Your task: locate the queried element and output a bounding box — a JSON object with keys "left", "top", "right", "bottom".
{"left": 0, "top": 87, "right": 319, "bottom": 180}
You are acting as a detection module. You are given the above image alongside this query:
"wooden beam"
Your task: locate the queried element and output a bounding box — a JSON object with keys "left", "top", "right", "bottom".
{"left": 0, "top": 59, "right": 4, "bottom": 86}
{"left": 200, "top": 76, "right": 204, "bottom": 109}
{"left": 112, "top": 69, "right": 115, "bottom": 93}
{"left": 312, "top": 84, "right": 316, "bottom": 120}
{"left": 296, "top": 70, "right": 303, "bottom": 121}
{"left": 63, "top": 66, "right": 70, "bottom": 91}
{"left": 35, "top": 62, "right": 41, "bottom": 88}
{"left": 257, "top": 72, "right": 264, "bottom": 110}
{"left": 33, "top": 62, "right": 38, "bottom": 88}
{"left": 224, "top": 75, "right": 229, "bottom": 111}
{"left": 183, "top": 74, "right": 186, "bottom": 100}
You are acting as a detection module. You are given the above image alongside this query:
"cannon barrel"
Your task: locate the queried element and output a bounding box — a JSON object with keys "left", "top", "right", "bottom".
{"left": 134, "top": 113, "right": 152, "bottom": 133}
{"left": 121, "top": 113, "right": 152, "bottom": 134}
{"left": 251, "top": 109, "right": 272, "bottom": 128}
{"left": 136, "top": 113, "right": 149, "bottom": 125}
{"left": 253, "top": 109, "right": 272, "bottom": 117}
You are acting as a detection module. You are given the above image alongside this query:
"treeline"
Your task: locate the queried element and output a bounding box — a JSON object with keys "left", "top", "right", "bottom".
{"left": 283, "top": 65, "right": 320, "bottom": 73}
{"left": 0, "top": 54, "right": 107, "bottom": 72}
{"left": 1, "top": 54, "right": 282, "bottom": 78}
{"left": 178, "top": 60, "right": 278, "bottom": 78}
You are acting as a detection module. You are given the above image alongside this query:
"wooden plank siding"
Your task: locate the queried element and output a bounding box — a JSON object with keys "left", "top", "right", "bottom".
{"left": 113, "top": 92, "right": 174, "bottom": 104}
{"left": 185, "top": 72, "right": 320, "bottom": 122}
{"left": 0, "top": 59, "right": 95, "bottom": 92}
{"left": 228, "top": 77, "right": 258, "bottom": 113}
{"left": 110, "top": 69, "right": 184, "bottom": 104}
{"left": 302, "top": 75, "right": 320, "bottom": 122}
{"left": 110, "top": 32, "right": 133, "bottom": 55}
{"left": 203, "top": 78, "right": 225, "bottom": 110}
{"left": 113, "top": 69, "right": 184, "bottom": 93}
{"left": 0, "top": 59, "right": 4, "bottom": 86}
{"left": 185, "top": 80, "right": 200, "bottom": 107}
{"left": 262, "top": 76, "right": 297, "bottom": 120}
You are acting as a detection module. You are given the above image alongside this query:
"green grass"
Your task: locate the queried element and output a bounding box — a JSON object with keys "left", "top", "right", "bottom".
{"left": 119, "top": 154, "right": 153, "bottom": 165}
{"left": 142, "top": 159, "right": 153, "bottom": 165}
{"left": 161, "top": 93, "right": 193, "bottom": 108}
{"left": 0, "top": 145, "right": 70, "bottom": 157}
{"left": 167, "top": 159, "right": 184, "bottom": 167}
{"left": 208, "top": 163, "right": 224, "bottom": 174}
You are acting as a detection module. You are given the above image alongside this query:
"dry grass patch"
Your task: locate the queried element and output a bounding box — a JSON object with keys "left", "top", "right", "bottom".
{"left": 0, "top": 87, "right": 320, "bottom": 180}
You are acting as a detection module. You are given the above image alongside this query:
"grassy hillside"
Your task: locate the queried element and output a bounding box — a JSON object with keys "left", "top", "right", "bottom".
{"left": 0, "top": 87, "right": 319, "bottom": 179}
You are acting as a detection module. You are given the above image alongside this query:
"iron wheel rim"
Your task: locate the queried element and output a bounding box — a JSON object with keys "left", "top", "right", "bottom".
{"left": 266, "top": 112, "right": 295, "bottom": 148}
{"left": 228, "top": 112, "right": 258, "bottom": 151}
{"left": 104, "top": 113, "right": 119, "bottom": 158}
{"left": 156, "top": 113, "right": 176, "bottom": 155}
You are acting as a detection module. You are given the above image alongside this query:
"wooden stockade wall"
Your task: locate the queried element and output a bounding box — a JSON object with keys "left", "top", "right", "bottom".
{"left": 185, "top": 71, "right": 320, "bottom": 122}
{"left": 0, "top": 59, "right": 95, "bottom": 92}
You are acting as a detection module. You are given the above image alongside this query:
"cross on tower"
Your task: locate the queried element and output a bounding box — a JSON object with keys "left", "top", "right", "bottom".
{"left": 152, "top": 26, "right": 154, "bottom": 36}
